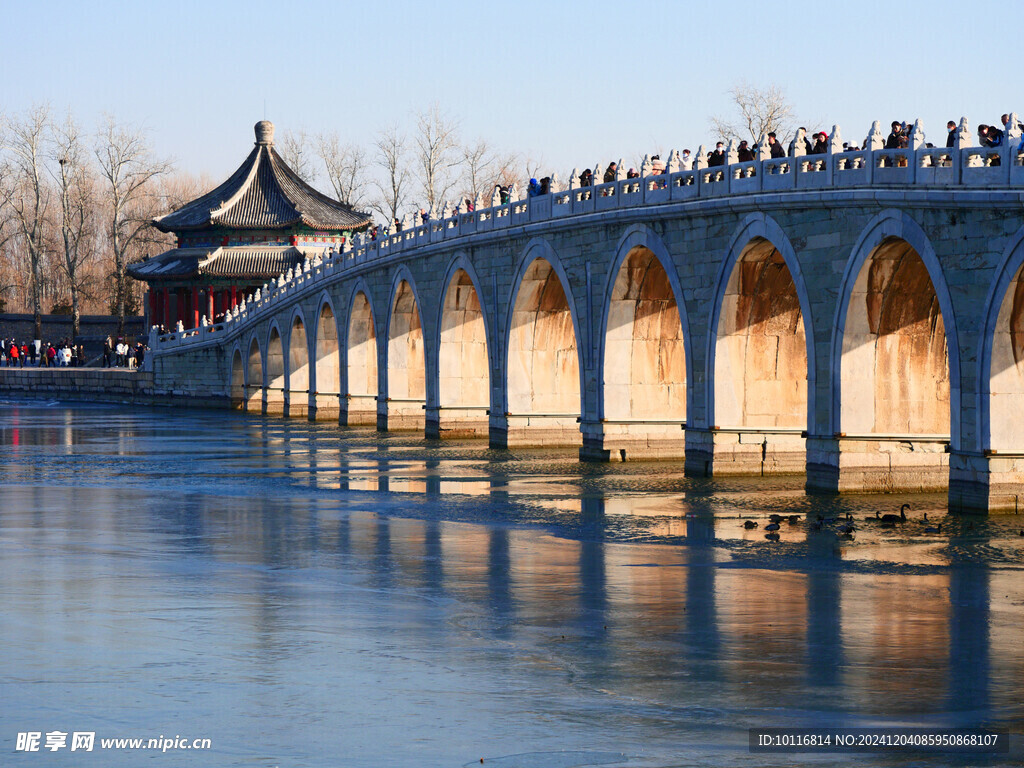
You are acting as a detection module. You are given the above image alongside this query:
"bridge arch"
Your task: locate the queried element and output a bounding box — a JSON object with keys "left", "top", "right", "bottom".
{"left": 504, "top": 238, "right": 584, "bottom": 446}
{"left": 434, "top": 254, "right": 492, "bottom": 437}
{"left": 385, "top": 267, "right": 426, "bottom": 430}
{"left": 980, "top": 226, "right": 1024, "bottom": 453}
{"left": 707, "top": 214, "right": 814, "bottom": 472}
{"left": 286, "top": 307, "right": 310, "bottom": 418}
{"left": 595, "top": 224, "right": 689, "bottom": 458}
{"left": 831, "top": 211, "right": 960, "bottom": 486}
{"left": 245, "top": 334, "right": 263, "bottom": 413}
{"left": 265, "top": 321, "right": 286, "bottom": 415}
{"left": 312, "top": 292, "right": 341, "bottom": 421}
{"left": 344, "top": 279, "right": 379, "bottom": 427}
{"left": 230, "top": 344, "right": 244, "bottom": 410}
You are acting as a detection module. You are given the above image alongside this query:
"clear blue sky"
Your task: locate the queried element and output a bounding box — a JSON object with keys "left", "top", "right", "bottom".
{"left": 2, "top": 0, "right": 1019, "bottom": 182}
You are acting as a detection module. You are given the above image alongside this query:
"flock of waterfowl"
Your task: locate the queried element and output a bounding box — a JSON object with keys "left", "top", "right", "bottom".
{"left": 739, "top": 503, "right": 956, "bottom": 541}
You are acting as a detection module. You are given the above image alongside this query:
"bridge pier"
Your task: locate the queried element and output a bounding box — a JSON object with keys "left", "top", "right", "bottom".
{"left": 948, "top": 452, "right": 1024, "bottom": 513}
{"left": 579, "top": 420, "right": 686, "bottom": 462}
{"left": 339, "top": 394, "right": 377, "bottom": 427}
{"left": 285, "top": 390, "right": 308, "bottom": 419}
{"left": 805, "top": 435, "right": 949, "bottom": 494}
{"left": 309, "top": 393, "right": 340, "bottom": 422}
{"left": 377, "top": 399, "right": 426, "bottom": 432}
{"left": 486, "top": 413, "right": 581, "bottom": 449}
{"left": 684, "top": 427, "right": 806, "bottom": 476}
{"left": 425, "top": 406, "right": 490, "bottom": 440}
{"left": 263, "top": 388, "right": 285, "bottom": 416}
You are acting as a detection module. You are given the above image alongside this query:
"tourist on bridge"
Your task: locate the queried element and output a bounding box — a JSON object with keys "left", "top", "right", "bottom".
{"left": 946, "top": 120, "right": 957, "bottom": 148}
{"left": 886, "top": 121, "right": 908, "bottom": 150}
{"left": 767, "top": 132, "right": 785, "bottom": 158}
{"left": 20, "top": 343, "right": 28, "bottom": 367}
{"left": 46, "top": 344, "right": 56, "bottom": 367}
{"left": 8, "top": 343, "right": 17, "bottom": 367}
{"left": 103, "top": 338, "right": 112, "bottom": 368}
{"left": 708, "top": 142, "right": 726, "bottom": 167}
{"left": 527, "top": 178, "right": 540, "bottom": 197}
{"left": 579, "top": 168, "right": 593, "bottom": 186}
{"left": 979, "top": 124, "right": 1004, "bottom": 147}
{"left": 603, "top": 163, "right": 617, "bottom": 183}
{"left": 737, "top": 141, "right": 754, "bottom": 162}
{"left": 811, "top": 132, "right": 829, "bottom": 154}
{"left": 679, "top": 150, "right": 693, "bottom": 170}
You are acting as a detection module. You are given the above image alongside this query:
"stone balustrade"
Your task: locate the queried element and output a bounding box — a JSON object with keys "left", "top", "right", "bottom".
{"left": 150, "top": 117, "right": 1024, "bottom": 354}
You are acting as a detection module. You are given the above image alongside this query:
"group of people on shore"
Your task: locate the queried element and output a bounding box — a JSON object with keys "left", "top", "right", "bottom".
{"left": 1, "top": 339, "right": 84, "bottom": 367}
{"left": 102, "top": 338, "right": 146, "bottom": 368}
{"left": 0, "top": 336, "right": 147, "bottom": 368}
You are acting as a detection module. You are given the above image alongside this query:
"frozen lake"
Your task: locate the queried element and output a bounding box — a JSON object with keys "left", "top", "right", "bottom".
{"left": 0, "top": 402, "right": 1021, "bottom": 767}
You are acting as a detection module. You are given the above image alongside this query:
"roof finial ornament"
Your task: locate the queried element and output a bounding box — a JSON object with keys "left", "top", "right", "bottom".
{"left": 255, "top": 120, "right": 275, "bottom": 146}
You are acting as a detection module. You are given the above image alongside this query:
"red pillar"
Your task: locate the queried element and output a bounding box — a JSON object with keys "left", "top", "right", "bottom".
{"left": 148, "top": 290, "right": 157, "bottom": 327}
{"left": 207, "top": 286, "right": 214, "bottom": 323}
{"left": 176, "top": 289, "right": 185, "bottom": 327}
{"left": 162, "top": 287, "right": 170, "bottom": 327}
{"left": 230, "top": 286, "right": 237, "bottom": 309}
{"left": 191, "top": 286, "right": 200, "bottom": 329}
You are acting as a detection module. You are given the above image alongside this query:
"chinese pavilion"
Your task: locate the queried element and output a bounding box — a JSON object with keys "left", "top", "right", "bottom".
{"left": 129, "top": 120, "right": 371, "bottom": 329}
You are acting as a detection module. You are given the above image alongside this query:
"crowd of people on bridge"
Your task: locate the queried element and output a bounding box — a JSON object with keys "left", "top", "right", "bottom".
{"left": 350, "top": 112, "right": 1024, "bottom": 239}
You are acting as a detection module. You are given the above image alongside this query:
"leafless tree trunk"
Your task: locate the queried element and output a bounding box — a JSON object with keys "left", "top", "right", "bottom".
{"left": 277, "top": 128, "right": 316, "bottom": 185}
{"left": 1, "top": 105, "right": 52, "bottom": 341}
{"left": 461, "top": 139, "right": 519, "bottom": 203}
{"left": 709, "top": 82, "right": 795, "bottom": 145}
{"left": 370, "top": 124, "right": 409, "bottom": 225}
{"left": 50, "top": 114, "right": 96, "bottom": 339}
{"left": 94, "top": 116, "right": 170, "bottom": 338}
{"left": 316, "top": 131, "right": 369, "bottom": 209}
{"left": 414, "top": 104, "right": 461, "bottom": 213}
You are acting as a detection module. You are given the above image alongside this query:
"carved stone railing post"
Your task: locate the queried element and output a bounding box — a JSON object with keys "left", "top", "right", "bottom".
{"left": 695, "top": 145, "right": 708, "bottom": 170}
{"left": 909, "top": 119, "right": 926, "bottom": 150}
{"left": 790, "top": 128, "right": 807, "bottom": 157}
{"left": 865, "top": 120, "right": 885, "bottom": 152}
{"left": 755, "top": 132, "right": 771, "bottom": 161}
{"left": 827, "top": 125, "right": 842, "bottom": 154}
{"left": 667, "top": 149, "right": 681, "bottom": 173}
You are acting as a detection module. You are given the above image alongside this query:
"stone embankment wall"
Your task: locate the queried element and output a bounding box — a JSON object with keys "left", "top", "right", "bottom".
{"left": 0, "top": 363, "right": 229, "bottom": 410}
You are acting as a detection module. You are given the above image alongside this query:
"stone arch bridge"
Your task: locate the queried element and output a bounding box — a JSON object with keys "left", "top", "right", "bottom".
{"left": 149, "top": 133, "right": 1024, "bottom": 512}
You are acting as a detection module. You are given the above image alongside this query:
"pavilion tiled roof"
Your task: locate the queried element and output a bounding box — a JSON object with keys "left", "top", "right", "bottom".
{"left": 153, "top": 121, "right": 371, "bottom": 234}
{"left": 127, "top": 245, "right": 318, "bottom": 281}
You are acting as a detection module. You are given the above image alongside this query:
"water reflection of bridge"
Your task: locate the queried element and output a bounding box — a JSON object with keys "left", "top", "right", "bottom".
{"left": 141, "top": 489, "right": 1014, "bottom": 724}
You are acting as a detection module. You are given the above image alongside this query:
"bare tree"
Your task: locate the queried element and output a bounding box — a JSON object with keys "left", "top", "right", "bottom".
{"left": 460, "top": 139, "right": 519, "bottom": 204}
{"left": 370, "top": 124, "right": 409, "bottom": 225}
{"left": 1, "top": 104, "right": 52, "bottom": 339}
{"left": 49, "top": 113, "right": 96, "bottom": 338}
{"left": 709, "top": 82, "right": 795, "bottom": 145}
{"left": 277, "top": 128, "right": 316, "bottom": 185}
{"left": 94, "top": 116, "right": 171, "bottom": 337}
{"left": 316, "top": 131, "right": 369, "bottom": 209}
{"left": 413, "top": 104, "right": 461, "bottom": 213}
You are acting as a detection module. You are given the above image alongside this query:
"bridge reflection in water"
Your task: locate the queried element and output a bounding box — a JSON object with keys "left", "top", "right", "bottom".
{"left": 0, "top": 403, "right": 1020, "bottom": 765}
